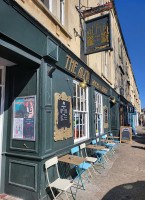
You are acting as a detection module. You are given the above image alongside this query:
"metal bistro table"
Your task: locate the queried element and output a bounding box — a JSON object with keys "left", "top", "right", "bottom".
{"left": 58, "top": 154, "right": 87, "bottom": 197}
{"left": 86, "top": 144, "right": 107, "bottom": 150}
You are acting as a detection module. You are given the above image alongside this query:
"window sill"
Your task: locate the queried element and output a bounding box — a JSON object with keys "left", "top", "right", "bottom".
{"left": 74, "top": 137, "right": 89, "bottom": 145}
{"left": 17, "top": 0, "right": 72, "bottom": 40}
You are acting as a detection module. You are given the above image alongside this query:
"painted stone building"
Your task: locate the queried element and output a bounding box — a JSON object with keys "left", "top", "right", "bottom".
{"left": 0, "top": 0, "right": 140, "bottom": 199}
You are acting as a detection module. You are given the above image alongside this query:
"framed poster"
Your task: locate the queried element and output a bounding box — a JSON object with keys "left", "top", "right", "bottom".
{"left": 120, "top": 126, "right": 132, "bottom": 144}
{"left": 12, "top": 96, "right": 36, "bottom": 140}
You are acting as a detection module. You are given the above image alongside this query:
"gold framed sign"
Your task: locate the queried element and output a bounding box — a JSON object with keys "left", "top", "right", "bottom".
{"left": 54, "top": 92, "right": 72, "bottom": 141}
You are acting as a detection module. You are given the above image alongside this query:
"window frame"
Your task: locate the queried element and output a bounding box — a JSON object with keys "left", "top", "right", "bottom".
{"left": 73, "top": 80, "right": 89, "bottom": 143}
{"left": 60, "top": 0, "right": 65, "bottom": 25}
{"left": 94, "top": 91, "right": 104, "bottom": 137}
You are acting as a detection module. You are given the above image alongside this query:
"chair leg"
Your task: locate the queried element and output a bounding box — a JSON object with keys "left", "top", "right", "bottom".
{"left": 87, "top": 168, "right": 92, "bottom": 178}
{"left": 91, "top": 164, "right": 98, "bottom": 175}
{"left": 65, "top": 191, "right": 70, "bottom": 200}
{"left": 76, "top": 167, "right": 85, "bottom": 190}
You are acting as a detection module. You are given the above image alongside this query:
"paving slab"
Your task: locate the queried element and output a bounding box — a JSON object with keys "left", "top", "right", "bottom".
{"left": 1, "top": 126, "right": 145, "bottom": 200}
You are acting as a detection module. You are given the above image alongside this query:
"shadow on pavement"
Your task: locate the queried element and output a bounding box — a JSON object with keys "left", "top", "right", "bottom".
{"left": 102, "top": 181, "right": 145, "bottom": 200}
{"left": 131, "top": 145, "right": 145, "bottom": 150}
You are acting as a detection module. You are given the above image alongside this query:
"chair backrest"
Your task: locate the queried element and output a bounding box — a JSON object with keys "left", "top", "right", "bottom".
{"left": 45, "top": 156, "right": 60, "bottom": 185}
{"left": 102, "top": 135, "right": 107, "bottom": 140}
{"left": 80, "top": 143, "right": 88, "bottom": 157}
{"left": 110, "top": 133, "right": 113, "bottom": 136}
{"left": 71, "top": 146, "right": 79, "bottom": 156}
{"left": 92, "top": 139, "right": 97, "bottom": 145}
{"left": 80, "top": 143, "right": 86, "bottom": 150}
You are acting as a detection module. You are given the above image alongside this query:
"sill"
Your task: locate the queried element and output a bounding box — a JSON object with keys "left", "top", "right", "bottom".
{"left": 19, "top": 0, "right": 72, "bottom": 39}
{"left": 74, "top": 137, "right": 89, "bottom": 144}
{"left": 102, "top": 73, "right": 113, "bottom": 85}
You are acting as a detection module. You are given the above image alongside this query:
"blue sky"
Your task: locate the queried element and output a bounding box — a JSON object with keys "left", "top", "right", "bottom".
{"left": 115, "top": 0, "right": 145, "bottom": 109}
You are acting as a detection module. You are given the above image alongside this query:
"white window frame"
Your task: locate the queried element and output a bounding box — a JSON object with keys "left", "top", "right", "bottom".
{"left": 60, "top": 0, "right": 65, "bottom": 25}
{"left": 41, "top": 0, "right": 52, "bottom": 12}
{"left": 73, "top": 80, "right": 89, "bottom": 143}
{"left": 49, "top": 0, "right": 52, "bottom": 12}
{"left": 95, "top": 91, "right": 104, "bottom": 137}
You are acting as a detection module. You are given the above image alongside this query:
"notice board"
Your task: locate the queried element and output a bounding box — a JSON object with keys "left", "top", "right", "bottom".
{"left": 13, "top": 96, "right": 36, "bottom": 140}
{"left": 120, "top": 126, "right": 132, "bottom": 144}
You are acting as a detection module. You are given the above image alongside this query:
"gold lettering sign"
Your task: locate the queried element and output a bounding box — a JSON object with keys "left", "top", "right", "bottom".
{"left": 65, "top": 55, "right": 90, "bottom": 83}
{"left": 54, "top": 92, "right": 72, "bottom": 141}
{"left": 91, "top": 79, "right": 108, "bottom": 94}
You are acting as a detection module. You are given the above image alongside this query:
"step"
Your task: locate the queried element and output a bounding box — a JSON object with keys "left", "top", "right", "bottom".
{"left": 0, "top": 194, "right": 23, "bottom": 200}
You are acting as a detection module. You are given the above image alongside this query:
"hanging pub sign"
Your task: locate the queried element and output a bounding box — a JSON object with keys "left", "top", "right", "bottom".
{"left": 54, "top": 92, "right": 72, "bottom": 141}
{"left": 84, "top": 14, "right": 112, "bottom": 55}
{"left": 12, "top": 96, "right": 36, "bottom": 140}
{"left": 82, "top": 2, "right": 112, "bottom": 18}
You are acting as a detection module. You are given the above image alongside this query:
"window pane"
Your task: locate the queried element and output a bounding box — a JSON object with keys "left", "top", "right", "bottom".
{"left": 73, "top": 83, "right": 76, "bottom": 96}
{"left": 73, "top": 97, "right": 76, "bottom": 110}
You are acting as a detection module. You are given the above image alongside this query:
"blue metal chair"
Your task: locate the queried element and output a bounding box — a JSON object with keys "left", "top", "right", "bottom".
{"left": 91, "top": 139, "right": 109, "bottom": 164}
{"left": 71, "top": 146, "right": 91, "bottom": 190}
{"left": 80, "top": 143, "right": 102, "bottom": 174}
{"left": 108, "top": 133, "right": 120, "bottom": 151}
{"left": 101, "top": 135, "right": 117, "bottom": 155}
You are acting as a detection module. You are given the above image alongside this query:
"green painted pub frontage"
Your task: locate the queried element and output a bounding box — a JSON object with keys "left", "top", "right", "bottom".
{"left": 0, "top": 1, "right": 120, "bottom": 199}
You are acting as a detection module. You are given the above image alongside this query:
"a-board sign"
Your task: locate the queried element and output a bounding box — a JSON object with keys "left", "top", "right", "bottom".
{"left": 120, "top": 126, "right": 132, "bottom": 144}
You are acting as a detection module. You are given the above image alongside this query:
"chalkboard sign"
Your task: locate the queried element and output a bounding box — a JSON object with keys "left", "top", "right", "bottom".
{"left": 57, "top": 99, "right": 71, "bottom": 129}
{"left": 120, "top": 126, "right": 132, "bottom": 144}
{"left": 54, "top": 92, "right": 72, "bottom": 141}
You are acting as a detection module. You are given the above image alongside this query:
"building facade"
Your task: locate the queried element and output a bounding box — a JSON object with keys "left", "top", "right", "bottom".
{"left": 0, "top": 0, "right": 141, "bottom": 199}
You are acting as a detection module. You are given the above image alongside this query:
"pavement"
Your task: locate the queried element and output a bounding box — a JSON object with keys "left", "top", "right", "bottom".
{"left": 1, "top": 126, "right": 145, "bottom": 200}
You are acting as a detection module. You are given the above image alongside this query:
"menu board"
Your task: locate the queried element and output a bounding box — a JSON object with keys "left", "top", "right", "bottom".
{"left": 13, "top": 96, "right": 36, "bottom": 140}
{"left": 57, "top": 99, "right": 71, "bottom": 129}
{"left": 54, "top": 92, "right": 72, "bottom": 141}
{"left": 120, "top": 126, "right": 132, "bottom": 144}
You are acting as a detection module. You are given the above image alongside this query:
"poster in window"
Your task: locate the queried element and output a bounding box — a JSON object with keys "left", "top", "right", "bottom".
{"left": 13, "top": 96, "right": 36, "bottom": 140}
{"left": 103, "top": 106, "right": 108, "bottom": 128}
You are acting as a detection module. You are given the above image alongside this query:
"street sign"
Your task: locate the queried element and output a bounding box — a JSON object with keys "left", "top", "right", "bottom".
{"left": 128, "top": 106, "right": 134, "bottom": 113}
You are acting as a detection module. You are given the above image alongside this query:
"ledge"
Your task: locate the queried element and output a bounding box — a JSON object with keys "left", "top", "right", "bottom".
{"left": 32, "top": 0, "right": 72, "bottom": 39}
{"left": 15, "top": 0, "right": 72, "bottom": 40}
{"left": 102, "top": 73, "right": 113, "bottom": 85}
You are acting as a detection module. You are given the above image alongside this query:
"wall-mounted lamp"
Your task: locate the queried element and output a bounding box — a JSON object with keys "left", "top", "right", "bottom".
{"left": 78, "top": 79, "right": 87, "bottom": 89}
{"left": 66, "top": 74, "right": 87, "bottom": 90}
{"left": 110, "top": 96, "right": 116, "bottom": 104}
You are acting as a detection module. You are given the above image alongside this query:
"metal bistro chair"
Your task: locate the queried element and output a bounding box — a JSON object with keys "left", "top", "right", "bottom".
{"left": 92, "top": 139, "right": 109, "bottom": 164}
{"left": 80, "top": 143, "right": 103, "bottom": 174}
{"left": 45, "top": 156, "right": 74, "bottom": 200}
{"left": 108, "top": 133, "right": 120, "bottom": 151}
{"left": 71, "top": 146, "right": 92, "bottom": 190}
{"left": 101, "top": 135, "right": 117, "bottom": 155}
